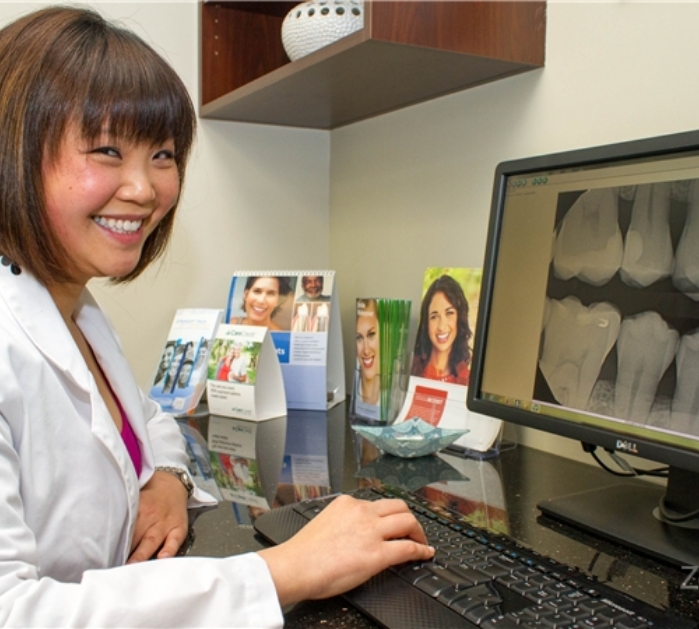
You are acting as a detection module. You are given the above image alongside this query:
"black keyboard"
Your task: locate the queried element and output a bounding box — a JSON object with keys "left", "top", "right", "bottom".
{"left": 253, "top": 486, "right": 696, "bottom": 629}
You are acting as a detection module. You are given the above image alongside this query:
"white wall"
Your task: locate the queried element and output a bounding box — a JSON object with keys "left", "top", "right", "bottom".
{"left": 5, "top": 1, "right": 698, "bottom": 466}
{"left": 329, "top": 0, "right": 699, "bottom": 464}
{"left": 0, "top": 2, "right": 331, "bottom": 387}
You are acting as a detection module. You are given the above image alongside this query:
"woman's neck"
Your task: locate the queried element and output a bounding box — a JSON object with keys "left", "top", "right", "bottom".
{"left": 428, "top": 349, "right": 451, "bottom": 375}
{"left": 48, "top": 279, "right": 125, "bottom": 432}
{"left": 46, "top": 281, "right": 84, "bottom": 324}
{"left": 361, "top": 374, "right": 380, "bottom": 405}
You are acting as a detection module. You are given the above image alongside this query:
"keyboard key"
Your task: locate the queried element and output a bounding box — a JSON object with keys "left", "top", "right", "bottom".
{"left": 481, "top": 615, "right": 522, "bottom": 629}
{"left": 491, "top": 555, "right": 520, "bottom": 572}
{"left": 540, "top": 613, "right": 575, "bottom": 628}
{"left": 396, "top": 564, "right": 431, "bottom": 585}
{"left": 615, "top": 618, "right": 650, "bottom": 629}
{"left": 529, "top": 573, "right": 556, "bottom": 588}
{"left": 579, "top": 617, "right": 613, "bottom": 627}
{"left": 479, "top": 562, "right": 513, "bottom": 579}
{"left": 522, "top": 605, "right": 556, "bottom": 621}
{"left": 448, "top": 564, "right": 492, "bottom": 586}
{"left": 545, "top": 582, "right": 576, "bottom": 597}
{"left": 578, "top": 600, "right": 612, "bottom": 615}
{"left": 526, "top": 588, "right": 557, "bottom": 605}
{"left": 415, "top": 574, "right": 458, "bottom": 598}
{"left": 464, "top": 604, "right": 500, "bottom": 625}
{"left": 543, "top": 597, "right": 574, "bottom": 613}
{"left": 449, "top": 583, "right": 503, "bottom": 616}
{"left": 510, "top": 581, "right": 541, "bottom": 597}
{"left": 597, "top": 606, "right": 631, "bottom": 623}
{"left": 561, "top": 607, "right": 592, "bottom": 623}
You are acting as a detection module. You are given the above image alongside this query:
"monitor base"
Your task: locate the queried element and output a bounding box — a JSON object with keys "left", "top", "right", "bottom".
{"left": 538, "top": 482, "right": 699, "bottom": 568}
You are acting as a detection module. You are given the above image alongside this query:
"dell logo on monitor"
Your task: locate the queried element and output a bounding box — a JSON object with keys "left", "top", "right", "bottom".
{"left": 616, "top": 439, "right": 639, "bottom": 454}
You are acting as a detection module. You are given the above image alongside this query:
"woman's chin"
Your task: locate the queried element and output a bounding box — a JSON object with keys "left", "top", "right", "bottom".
{"left": 432, "top": 342, "right": 454, "bottom": 354}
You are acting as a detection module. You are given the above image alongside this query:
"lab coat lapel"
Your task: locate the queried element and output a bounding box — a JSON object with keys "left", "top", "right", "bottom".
{"left": 74, "top": 289, "right": 153, "bottom": 475}
{"left": 0, "top": 267, "right": 151, "bottom": 485}
{"left": 0, "top": 266, "right": 91, "bottom": 389}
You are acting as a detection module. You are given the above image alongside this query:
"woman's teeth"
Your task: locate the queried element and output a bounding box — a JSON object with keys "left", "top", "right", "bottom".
{"left": 94, "top": 216, "right": 142, "bottom": 234}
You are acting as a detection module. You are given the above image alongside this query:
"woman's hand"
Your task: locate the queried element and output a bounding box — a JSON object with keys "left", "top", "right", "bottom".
{"left": 258, "top": 495, "right": 434, "bottom": 607}
{"left": 126, "top": 471, "right": 189, "bottom": 563}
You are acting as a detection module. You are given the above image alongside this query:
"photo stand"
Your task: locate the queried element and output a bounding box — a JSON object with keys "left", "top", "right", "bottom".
{"left": 225, "top": 270, "right": 345, "bottom": 411}
{"left": 206, "top": 324, "right": 286, "bottom": 421}
{"left": 148, "top": 308, "right": 223, "bottom": 417}
{"left": 392, "top": 267, "right": 503, "bottom": 456}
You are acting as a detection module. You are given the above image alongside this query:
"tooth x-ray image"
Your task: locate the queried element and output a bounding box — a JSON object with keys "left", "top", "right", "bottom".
{"left": 536, "top": 181, "right": 699, "bottom": 436}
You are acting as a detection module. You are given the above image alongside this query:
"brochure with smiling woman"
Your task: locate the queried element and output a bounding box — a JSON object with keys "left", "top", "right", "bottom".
{"left": 393, "top": 268, "right": 503, "bottom": 455}
{"left": 351, "top": 297, "right": 411, "bottom": 425}
{"left": 224, "top": 270, "right": 345, "bottom": 412}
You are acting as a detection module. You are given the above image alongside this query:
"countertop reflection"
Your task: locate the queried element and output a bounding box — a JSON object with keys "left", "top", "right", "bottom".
{"left": 180, "top": 404, "right": 698, "bottom": 626}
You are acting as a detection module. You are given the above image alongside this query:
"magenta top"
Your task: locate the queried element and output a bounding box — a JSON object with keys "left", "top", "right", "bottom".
{"left": 93, "top": 357, "right": 143, "bottom": 477}
{"left": 120, "top": 405, "right": 143, "bottom": 478}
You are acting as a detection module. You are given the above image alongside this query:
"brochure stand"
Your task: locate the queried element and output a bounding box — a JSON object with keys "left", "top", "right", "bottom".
{"left": 394, "top": 268, "right": 503, "bottom": 454}
{"left": 351, "top": 297, "right": 411, "bottom": 424}
{"left": 207, "top": 414, "right": 287, "bottom": 509}
{"left": 148, "top": 309, "right": 223, "bottom": 416}
{"left": 206, "top": 324, "right": 286, "bottom": 420}
{"left": 224, "top": 270, "right": 345, "bottom": 411}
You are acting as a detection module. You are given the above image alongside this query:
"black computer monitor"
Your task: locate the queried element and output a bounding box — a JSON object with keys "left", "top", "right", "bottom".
{"left": 467, "top": 130, "right": 699, "bottom": 567}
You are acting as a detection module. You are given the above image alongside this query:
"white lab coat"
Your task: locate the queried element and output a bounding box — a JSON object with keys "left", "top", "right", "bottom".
{"left": 0, "top": 266, "right": 283, "bottom": 628}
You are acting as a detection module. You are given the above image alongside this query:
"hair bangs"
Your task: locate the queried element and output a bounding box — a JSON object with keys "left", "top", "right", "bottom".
{"left": 76, "top": 32, "right": 194, "bottom": 166}
{"left": 0, "top": 6, "right": 195, "bottom": 285}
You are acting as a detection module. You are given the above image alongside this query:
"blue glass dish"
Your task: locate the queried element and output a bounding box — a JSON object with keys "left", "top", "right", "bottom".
{"left": 352, "top": 418, "right": 468, "bottom": 458}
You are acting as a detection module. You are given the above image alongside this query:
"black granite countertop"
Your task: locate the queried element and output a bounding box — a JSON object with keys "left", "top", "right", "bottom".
{"left": 185, "top": 406, "right": 699, "bottom": 627}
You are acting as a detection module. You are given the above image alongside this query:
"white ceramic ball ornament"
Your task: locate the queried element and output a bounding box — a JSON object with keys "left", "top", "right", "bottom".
{"left": 281, "top": 0, "right": 364, "bottom": 62}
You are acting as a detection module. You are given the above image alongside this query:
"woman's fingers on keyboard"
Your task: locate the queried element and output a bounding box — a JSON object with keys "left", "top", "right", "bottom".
{"left": 260, "top": 494, "right": 435, "bottom": 603}
{"left": 377, "top": 508, "right": 431, "bottom": 545}
{"left": 372, "top": 497, "right": 416, "bottom": 516}
{"left": 386, "top": 536, "right": 436, "bottom": 565}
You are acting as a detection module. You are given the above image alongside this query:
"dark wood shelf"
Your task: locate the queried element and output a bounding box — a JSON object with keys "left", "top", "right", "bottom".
{"left": 200, "top": 1, "right": 546, "bottom": 129}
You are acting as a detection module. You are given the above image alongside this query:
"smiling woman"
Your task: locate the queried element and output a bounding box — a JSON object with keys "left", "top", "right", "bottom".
{"left": 0, "top": 7, "right": 194, "bottom": 289}
{"left": 231, "top": 275, "right": 294, "bottom": 331}
{"left": 42, "top": 125, "right": 180, "bottom": 287}
{"left": 356, "top": 298, "right": 381, "bottom": 407}
{"left": 0, "top": 6, "right": 433, "bottom": 627}
{"left": 411, "top": 274, "right": 473, "bottom": 386}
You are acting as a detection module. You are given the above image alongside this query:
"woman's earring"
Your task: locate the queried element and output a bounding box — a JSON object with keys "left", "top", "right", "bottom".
{"left": 1, "top": 256, "right": 21, "bottom": 275}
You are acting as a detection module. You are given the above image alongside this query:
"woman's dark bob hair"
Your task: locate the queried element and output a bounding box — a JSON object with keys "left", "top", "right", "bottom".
{"left": 0, "top": 6, "right": 196, "bottom": 285}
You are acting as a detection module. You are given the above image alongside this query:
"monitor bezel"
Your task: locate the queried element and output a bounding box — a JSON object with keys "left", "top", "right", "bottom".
{"left": 467, "top": 129, "right": 699, "bottom": 475}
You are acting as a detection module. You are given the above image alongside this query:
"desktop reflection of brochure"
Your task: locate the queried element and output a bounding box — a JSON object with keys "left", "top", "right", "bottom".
{"left": 394, "top": 268, "right": 502, "bottom": 453}
{"left": 208, "top": 415, "right": 286, "bottom": 508}
{"left": 224, "top": 271, "right": 345, "bottom": 411}
{"left": 275, "top": 411, "right": 332, "bottom": 505}
{"left": 416, "top": 454, "right": 509, "bottom": 535}
{"left": 178, "top": 419, "right": 222, "bottom": 500}
{"left": 148, "top": 309, "right": 222, "bottom": 416}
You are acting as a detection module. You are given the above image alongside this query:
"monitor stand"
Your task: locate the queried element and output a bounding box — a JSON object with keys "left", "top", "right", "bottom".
{"left": 538, "top": 471, "right": 699, "bottom": 568}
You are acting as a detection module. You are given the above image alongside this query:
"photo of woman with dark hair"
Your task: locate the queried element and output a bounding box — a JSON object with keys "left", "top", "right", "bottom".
{"left": 411, "top": 274, "right": 473, "bottom": 386}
